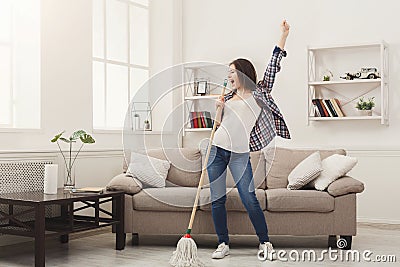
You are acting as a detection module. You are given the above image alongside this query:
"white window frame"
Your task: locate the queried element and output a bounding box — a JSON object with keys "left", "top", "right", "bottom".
{"left": 0, "top": 0, "right": 41, "bottom": 132}
{"left": 92, "top": 0, "right": 150, "bottom": 131}
{"left": 0, "top": 37, "right": 13, "bottom": 128}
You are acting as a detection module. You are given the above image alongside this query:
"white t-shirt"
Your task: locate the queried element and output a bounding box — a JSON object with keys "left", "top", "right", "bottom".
{"left": 213, "top": 95, "right": 261, "bottom": 153}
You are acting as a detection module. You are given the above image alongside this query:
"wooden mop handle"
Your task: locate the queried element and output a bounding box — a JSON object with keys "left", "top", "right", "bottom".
{"left": 187, "top": 79, "right": 228, "bottom": 232}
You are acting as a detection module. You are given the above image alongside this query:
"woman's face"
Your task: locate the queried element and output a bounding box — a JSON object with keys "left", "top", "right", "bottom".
{"left": 228, "top": 64, "right": 241, "bottom": 90}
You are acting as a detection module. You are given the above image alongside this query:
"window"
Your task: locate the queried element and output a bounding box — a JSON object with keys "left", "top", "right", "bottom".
{"left": 0, "top": 0, "right": 41, "bottom": 129}
{"left": 92, "top": 0, "right": 149, "bottom": 130}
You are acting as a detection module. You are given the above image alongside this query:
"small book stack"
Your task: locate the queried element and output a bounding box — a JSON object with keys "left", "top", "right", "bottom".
{"left": 70, "top": 187, "right": 104, "bottom": 194}
{"left": 312, "top": 98, "right": 345, "bottom": 117}
{"left": 189, "top": 111, "right": 214, "bottom": 128}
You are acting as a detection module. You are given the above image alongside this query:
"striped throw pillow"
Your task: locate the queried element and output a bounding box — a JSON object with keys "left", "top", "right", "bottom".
{"left": 287, "top": 151, "right": 323, "bottom": 190}
{"left": 127, "top": 152, "right": 171, "bottom": 188}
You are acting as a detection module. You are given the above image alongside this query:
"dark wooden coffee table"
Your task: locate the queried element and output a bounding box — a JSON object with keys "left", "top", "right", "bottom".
{"left": 0, "top": 189, "right": 125, "bottom": 267}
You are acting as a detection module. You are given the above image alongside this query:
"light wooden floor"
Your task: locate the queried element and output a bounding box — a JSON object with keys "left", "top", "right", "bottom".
{"left": 0, "top": 224, "right": 399, "bottom": 266}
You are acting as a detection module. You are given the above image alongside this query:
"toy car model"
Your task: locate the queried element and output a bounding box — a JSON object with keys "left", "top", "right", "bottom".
{"left": 340, "top": 67, "right": 380, "bottom": 80}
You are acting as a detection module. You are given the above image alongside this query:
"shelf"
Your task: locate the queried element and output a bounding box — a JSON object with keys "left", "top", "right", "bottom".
{"left": 307, "top": 41, "right": 389, "bottom": 125}
{"left": 309, "top": 79, "right": 381, "bottom": 86}
{"left": 184, "top": 94, "right": 219, "bottom": 100}
{"left": 308, "top": 42, "right": 385, "bottom": 51}
{"left": 309, "top": 116, "right": 382, "bottom": 121}
{"left": 185, "top": 128, "right": 212, "bottom": 132}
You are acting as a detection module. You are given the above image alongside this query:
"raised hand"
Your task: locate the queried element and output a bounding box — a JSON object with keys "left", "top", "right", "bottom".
{"left": 278, "top": 20, "right": 290, "bottom": 49}
{"left": 281, "top": 19, "right": 290, "bottom": 37}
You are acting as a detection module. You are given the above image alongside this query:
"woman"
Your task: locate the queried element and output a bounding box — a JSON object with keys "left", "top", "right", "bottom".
{"left": 207, "top": 20, "right": 291, "bottom": 260}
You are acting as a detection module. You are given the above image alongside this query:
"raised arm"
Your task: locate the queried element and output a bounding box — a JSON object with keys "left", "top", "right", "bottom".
{"left": 278, "top": 20, "right": 290, "bottom": 50}
{"left": 258, "top": 20, "right": 290, "bottom": 94}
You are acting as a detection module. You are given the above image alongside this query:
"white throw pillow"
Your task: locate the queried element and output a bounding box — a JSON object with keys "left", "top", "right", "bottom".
{"left": 287, "top": 151, "right": 323, "bottom": 190}
{"left": 310, "top": 154, "right": 358, "bottom": 191}
{"left": 127, "top": 152, "right": 171, "bottom": 188}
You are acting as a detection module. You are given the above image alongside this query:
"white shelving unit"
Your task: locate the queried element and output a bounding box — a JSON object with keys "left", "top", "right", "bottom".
{"left": 307, "top": 41, "right": 389, "bottom": 125}
{"left": 182, "top": 63, "right": 228, "bottom": 136}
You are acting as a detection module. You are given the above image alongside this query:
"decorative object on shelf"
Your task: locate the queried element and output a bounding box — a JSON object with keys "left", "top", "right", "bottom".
{"left": 131, "top": 102, "right": 151, "bottom": 131}
{"left": 323, "top": 69, "right": 333, "bottom": 81}
{"left": 144, "top": 120, "right": 151, "bottom": 130}
{"left": 194, "top": 79, "right": 209, "bottom": 95}
{"left": 44, "top": 164, "right": 58, "bottom": 194}
{"left": 133, "top": 113, "right": 140, "bottom": 130}
{"left": 51, "top": 130, "right": 95, "bottom": 190}
{"left": 355, "top": 97, "right": 375, "bottom": 116}
{"left": 340, "top": 67, "right": 380, "bottom": 80}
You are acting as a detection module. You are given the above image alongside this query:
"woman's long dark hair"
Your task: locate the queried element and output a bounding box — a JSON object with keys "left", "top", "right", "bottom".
{"left": 229, "top": 58, "right": 257, "bottom": 91}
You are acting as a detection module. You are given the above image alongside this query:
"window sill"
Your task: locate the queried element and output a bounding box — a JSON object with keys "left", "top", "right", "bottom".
{"left": 0, "top": 128, "right": 43, "bottom": 133}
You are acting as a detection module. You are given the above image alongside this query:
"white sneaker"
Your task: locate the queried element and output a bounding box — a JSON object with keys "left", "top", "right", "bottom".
{"left": 258, "top": 241, "right": 277, "bottom": 261}
{"left": 212, "top": 242, "right": 230, "bottom": 259}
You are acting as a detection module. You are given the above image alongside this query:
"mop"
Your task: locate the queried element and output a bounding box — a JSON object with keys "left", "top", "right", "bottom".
{"left": 169, "top": 80, "right": 228, "bottom": 267}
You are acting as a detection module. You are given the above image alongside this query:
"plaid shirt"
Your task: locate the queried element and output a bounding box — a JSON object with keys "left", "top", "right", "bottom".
{"left": 222, "top": 46, "right": 291, "bottom": 152}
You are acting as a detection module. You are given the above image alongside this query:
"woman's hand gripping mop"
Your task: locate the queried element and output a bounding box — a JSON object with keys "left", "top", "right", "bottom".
{"left": 169, "top": 80, "right": 228, "bottom": 267}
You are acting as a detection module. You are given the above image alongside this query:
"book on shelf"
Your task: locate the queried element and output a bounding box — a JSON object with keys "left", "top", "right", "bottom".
{"left": 70, "top": 187, "right": 104, "bottom": 194}
{"left": 312, "top": 99, "right": 325, "bottom": 117}
{"left": 200, "top": 112, "right": 207, "bottom": 128}
{"left": 204, "top": 111, "right": 213, "bottom": 128}
{"left": 324, "top": 99, "right": 338, "bottom": 117}
{"left": 189, "top": 111, "right": 213, "bottom": 128}
{"left": 330, "top": 98, "right": 344, "bottom": 117}
{"left": 333, "top": 98, "right": 345, "bottom": 116}
{"left": 311, "top": 98, "right": 345, "bottom": 117}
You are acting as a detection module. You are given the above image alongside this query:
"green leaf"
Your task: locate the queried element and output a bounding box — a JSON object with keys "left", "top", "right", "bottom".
{"left": 80, "top": 133, "right": 95, "bottom": 144}
{"left": 70, "top": 130, "right": 86, "bottom": 141}
{"left": 51, "top": 131, "right": 65, "bottom": 142}
{"left": 59, "top": 137, "right": 72, "bottom": 143}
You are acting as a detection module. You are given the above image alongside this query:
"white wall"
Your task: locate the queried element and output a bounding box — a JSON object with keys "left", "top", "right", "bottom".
{"left": 181, "top": 0, "right": 400, "bottom": 223}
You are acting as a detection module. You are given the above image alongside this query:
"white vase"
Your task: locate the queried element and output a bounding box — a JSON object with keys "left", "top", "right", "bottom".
{"left": 357, "top": 109, "right": 372, "bottom": 116}
{"left": 44, "top": 164, "right": 58, "bottom": 194}
{"left": 134, "top": 116, "right": 140, "bottom": 130}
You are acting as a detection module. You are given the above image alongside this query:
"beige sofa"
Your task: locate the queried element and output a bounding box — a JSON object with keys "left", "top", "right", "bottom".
{"left": 107, "top": 147, "right": 365, "bottom": 250}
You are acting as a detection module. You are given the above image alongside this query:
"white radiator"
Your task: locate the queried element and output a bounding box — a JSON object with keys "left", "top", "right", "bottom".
{"left": 0, "top": 160, "right": 53, "bottom": 194}
{"left": 0, "top": 160, "right": 59, "bottom": 228}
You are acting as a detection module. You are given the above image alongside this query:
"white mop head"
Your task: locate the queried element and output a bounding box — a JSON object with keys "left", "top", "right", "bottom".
{"left": 169, "top": 236, "right": 204, "bottom": 267}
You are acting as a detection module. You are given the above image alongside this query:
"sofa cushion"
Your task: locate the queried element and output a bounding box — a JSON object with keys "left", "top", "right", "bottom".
{"left": 308, "top": 154, "right": 358, "bottom": 191}
{"left": 127, "top": 152, "right": 170, "bottom": 187}
{"left": 266, "top": 188, "right": 334, "bottom": 212}
{"left": 199, "top": 188, "right": 266, "bottom": 211}
{"left": 327, "top": 176, "right": 365, "bottom": 197}
{"left": 132, "top": 187, "right": 197, "bottom": 211}
{"left": 264, "top": 147, "right": 346, "bottom": 189}
{"left": 126, "top": 148, "right": 202, "bottom": 187}
{"left": 201, "top": 148, "right": 266, "bottom": 189}
{"left": 106, "top": 173, "right": 142, "bottom": 194}
{"left": 287, "top": 151, "right": 323, "bottom": 190}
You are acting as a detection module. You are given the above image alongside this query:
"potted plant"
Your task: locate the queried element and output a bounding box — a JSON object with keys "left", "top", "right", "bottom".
{"left": 323, "top": 69, "right": 333, "bottom": 81}
{"left": 51, "top": 130, "right": 95, "bottom": 190}
{"left": 355, "top": 97, "right": 375, "bottom": 116}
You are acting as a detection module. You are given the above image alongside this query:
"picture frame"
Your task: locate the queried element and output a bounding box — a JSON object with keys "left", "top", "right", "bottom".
{"left": 194, "top": 80, "right": 208, "bottom": 95}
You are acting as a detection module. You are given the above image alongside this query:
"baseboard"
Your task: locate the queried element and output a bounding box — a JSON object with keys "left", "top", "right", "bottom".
{"left": 357, "top": 217, "right": 400, "bottom": 230}
{"left": 357, "top": 217, "right": 400, "bottom": 225}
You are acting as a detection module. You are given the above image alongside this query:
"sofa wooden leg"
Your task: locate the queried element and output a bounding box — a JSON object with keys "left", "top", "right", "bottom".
{"left": 339, "top": 235, "right": 352, "bottom": 250}
{"left": 131, "top": 233, "right": 139, "bottom": 246}
{"left": 328, "top": 235, "right": 337, "bottom": 248}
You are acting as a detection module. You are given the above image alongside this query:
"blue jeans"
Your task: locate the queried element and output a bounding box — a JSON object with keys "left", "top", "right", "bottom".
{"left": 206, "top": 145, "right": 269, "bottom": 245}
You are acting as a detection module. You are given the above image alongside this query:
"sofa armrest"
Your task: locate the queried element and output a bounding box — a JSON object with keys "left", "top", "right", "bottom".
{"left": 106, "top": 173, "right": 143, "bottom": 195}
{"left": 327, "top": 176, "right": 364, "bottom": 197}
